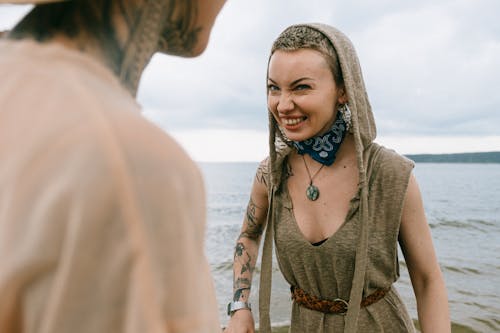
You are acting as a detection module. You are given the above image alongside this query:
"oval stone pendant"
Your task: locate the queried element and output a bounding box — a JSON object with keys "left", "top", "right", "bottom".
{"left": 306, "top": 184, "right": 320, "bottom": 201}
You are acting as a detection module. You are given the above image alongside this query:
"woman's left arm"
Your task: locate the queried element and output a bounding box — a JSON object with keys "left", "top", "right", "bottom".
{"left": 399, "top": 173, "right": 451, "bottom": 333}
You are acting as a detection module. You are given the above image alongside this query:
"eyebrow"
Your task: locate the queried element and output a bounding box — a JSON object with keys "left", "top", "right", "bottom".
{"left": 267, "top": 77, "right": 314, "bottom": 86}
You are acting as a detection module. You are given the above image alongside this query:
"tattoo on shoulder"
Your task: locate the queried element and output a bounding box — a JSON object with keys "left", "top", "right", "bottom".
{"left": 255, "top": 160, "right": 270, "bottom": 186}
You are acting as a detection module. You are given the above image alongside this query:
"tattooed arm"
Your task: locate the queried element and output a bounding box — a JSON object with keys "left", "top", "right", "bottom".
{"left": 224, "top": 160, "right": 269, "bottom": 333}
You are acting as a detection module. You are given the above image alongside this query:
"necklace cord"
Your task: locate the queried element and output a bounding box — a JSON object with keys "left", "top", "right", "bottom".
{"left": 302, "top": 155, "right": 325, "bottom": 185}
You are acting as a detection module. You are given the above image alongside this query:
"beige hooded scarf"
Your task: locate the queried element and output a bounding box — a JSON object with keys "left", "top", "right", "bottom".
{"left": 258, "top": 23, "right": 414, "bottom": 332}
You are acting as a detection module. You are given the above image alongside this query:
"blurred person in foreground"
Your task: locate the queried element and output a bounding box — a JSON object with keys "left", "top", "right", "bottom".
{"left": 0, "top": 0, "right": 226, "bottom": 332}
{"left": 224, "top": 23, "right": 450, "bottom": 332}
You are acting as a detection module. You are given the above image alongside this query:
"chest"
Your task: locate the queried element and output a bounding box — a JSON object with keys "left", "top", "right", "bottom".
{"left": 286, "top": 160, "right": 359, "bottom": 243}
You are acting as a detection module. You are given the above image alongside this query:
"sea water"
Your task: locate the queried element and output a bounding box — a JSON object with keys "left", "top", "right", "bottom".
{"left": 200, "top": 162, "right": 500, "bottom": 332}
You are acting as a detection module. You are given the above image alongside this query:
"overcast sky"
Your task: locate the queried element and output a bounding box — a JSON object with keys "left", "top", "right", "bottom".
{"left": 2, "top": 1, "right": 499, "bottom": 161}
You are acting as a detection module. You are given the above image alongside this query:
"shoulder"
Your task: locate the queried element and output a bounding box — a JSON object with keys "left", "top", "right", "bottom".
{"left": 257, "top": 157, "right": 271, "bottom": 175}
{"left": 1, "top": 40, "right": 204, "bottom": 215}
{"left": 53, "top": 114, "right": 201, "bottom": 205}
{"left": 255, "top": 157, "right": 271, "bottom": 189}
{"left": 363, "top": 143, "right": 415, "bottom": 206}
{"left": 88, "top": 118, "right": 203, "bottom": 207}
{"left": 0, "top": 39, "right": 136, "bottom": 115}
{"left": 365, "top": 143, "right": 414, "bottom": 181}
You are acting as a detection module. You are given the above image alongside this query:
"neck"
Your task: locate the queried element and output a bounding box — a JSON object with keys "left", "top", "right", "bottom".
{"left": 335, "top": 133, "right": 356, "bottom": 163}
{"left": 9, "top": 0, "right": 163, "bottom": 96}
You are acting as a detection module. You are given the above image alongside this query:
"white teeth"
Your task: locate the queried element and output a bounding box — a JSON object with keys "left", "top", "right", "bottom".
{"left": 283, "top": 118, "right": 304, "bottom": 125}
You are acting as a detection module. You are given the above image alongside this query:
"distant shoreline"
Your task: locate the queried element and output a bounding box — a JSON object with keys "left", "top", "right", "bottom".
{"left": 198, "top": 151, "right": 500, "bottom": 164}
{"left": 404, "top": 151, "right": 500, "bottom": 163}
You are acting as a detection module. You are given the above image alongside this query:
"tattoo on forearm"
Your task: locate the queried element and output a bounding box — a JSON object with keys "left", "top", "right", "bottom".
{"left": 235, "top": 242, "right": 245, "bottom": 257}
{"left": 240, "top": 255, "right": 252, "bottom": 275}
{"left": 233, "top": 241, "right": 255, "bottom": 301}
{"left": 234, "top": 242, "right": 253, "bottom": 274}
{"left": 233, "top": 287, "right": 251, "bottom": 301}
{"left": 235, "top": 277, "right": 251, "bottom": 289}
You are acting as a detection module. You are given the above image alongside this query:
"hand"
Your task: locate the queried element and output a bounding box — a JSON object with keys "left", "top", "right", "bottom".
{"left": 223, "top": 309, "right": 255, "bottom": 333}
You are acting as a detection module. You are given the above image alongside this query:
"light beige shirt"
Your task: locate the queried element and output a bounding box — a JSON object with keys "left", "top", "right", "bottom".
{"left": 0, "top": 39, "right": 220, "bottom": 333}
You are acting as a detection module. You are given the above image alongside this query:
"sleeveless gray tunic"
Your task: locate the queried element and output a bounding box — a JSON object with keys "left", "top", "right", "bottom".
{"left": 273, "top": 144, "right": 416, "bottom": 332}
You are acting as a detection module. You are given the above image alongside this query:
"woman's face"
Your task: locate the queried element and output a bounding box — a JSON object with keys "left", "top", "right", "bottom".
{"left": 267, "top": 48, "right": 346, "bottom": 142}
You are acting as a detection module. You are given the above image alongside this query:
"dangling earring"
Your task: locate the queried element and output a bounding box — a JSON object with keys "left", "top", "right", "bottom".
{"left": 338, "top": 103, "right": 352, "bottom": 131}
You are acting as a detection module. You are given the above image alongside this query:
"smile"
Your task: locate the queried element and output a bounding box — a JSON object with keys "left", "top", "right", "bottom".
{"left": 282, "top": 117, "right": 306, "bottom": 126}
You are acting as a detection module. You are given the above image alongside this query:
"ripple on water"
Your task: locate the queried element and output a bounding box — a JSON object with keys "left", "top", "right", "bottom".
{"left": 429, "top": 218, "right": 498, "bottom": 233}
{"left": 442, "top": 265, "right": 481, "bottom": 275}
{"left": 213, "top": 261, "right": 233, "bottom": 272}
{"left": 471, "top": 317, "right": 500, "bottom": 332}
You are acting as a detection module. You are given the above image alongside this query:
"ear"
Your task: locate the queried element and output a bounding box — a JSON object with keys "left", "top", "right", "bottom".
{"left": 337, "top": 86, "right": 348, "bottom": 104}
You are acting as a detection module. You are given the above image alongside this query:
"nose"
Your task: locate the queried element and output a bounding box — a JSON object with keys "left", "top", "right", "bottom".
{"left": 276, "top": 91, "right": 294, "bottom": 114}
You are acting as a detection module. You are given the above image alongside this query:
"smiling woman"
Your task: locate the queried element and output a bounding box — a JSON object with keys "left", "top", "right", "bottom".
{"left": 224, "top": 23, "right": 451, "bottom": 333}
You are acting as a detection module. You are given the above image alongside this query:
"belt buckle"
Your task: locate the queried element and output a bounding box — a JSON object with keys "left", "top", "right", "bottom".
{"left": 333, "top": 298, "right": 349, "bottom": 315}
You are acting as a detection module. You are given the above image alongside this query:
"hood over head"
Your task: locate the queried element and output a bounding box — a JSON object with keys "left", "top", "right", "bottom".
{"left": 260, "top": 23, "right": 376, "bottom": 333}
{"left": 267, "top": 23, "right": 376, "bottom": 188}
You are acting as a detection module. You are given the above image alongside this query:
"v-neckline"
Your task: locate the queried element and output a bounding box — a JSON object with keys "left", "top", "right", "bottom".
{"left": 283, "top": 181, "right": 361, "bottom": 248}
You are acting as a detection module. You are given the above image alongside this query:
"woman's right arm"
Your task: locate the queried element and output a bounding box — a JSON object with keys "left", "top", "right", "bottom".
{"left": 224, "top": 161, "right": 270, "bottom": 333}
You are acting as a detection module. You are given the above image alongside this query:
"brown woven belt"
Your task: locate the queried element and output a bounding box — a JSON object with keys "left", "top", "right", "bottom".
{"left": 290, "top": 286, "right": 390, "bottom": 315}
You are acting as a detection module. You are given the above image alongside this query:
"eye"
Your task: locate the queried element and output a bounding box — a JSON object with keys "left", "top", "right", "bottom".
{"left": 267, "top": 84, "right": 280, "bottom": 92}
{"left": 294, "top": 84, "right": 311, "bottom": 91}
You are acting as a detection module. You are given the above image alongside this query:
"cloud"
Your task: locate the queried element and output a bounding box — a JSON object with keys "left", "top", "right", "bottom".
{"left": 138, "top": 1, "right": 351, "bottom": 132}
{"left": 353, "top": 1, "right": 500, "bottom": 136}
{"left": 2, "top": 1, "right": 499, "bottom": 157}
{"left": 136, "top": 0, "right": 500, "bottom": 139}
{"left": 168, "top": 129, "right": 268, "bottom": 162}
{"left": 0, "top": 5, "right": 31, "bottom": 29}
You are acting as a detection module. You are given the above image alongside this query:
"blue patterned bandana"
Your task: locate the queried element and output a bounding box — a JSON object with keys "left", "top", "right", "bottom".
{"left": 292, "top": 111, "right": 347, "bottom": 166}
